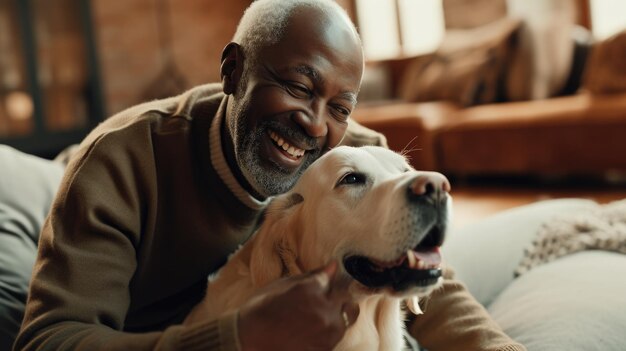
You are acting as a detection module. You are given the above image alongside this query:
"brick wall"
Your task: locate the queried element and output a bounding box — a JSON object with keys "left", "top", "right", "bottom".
{"left": 91, "top": 0, "right": 251, "bottom": 116}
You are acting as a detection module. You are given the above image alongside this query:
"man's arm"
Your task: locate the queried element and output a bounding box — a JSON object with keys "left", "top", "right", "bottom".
{"left": 14, "top": 120, "right": 359, "bottom": 351}
{"left": 13, "top": 129, "right": 239, "bottom": 351}
{"left": 408, "top": 268, "right": 526, "bottom": 351}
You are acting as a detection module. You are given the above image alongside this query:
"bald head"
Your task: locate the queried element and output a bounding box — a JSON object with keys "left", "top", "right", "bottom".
{"left": 233, "top": 0, "right": 361, "bottom": 64}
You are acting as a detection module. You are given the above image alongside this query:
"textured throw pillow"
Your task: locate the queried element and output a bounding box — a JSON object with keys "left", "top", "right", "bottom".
{"left": 583, "top": 29, "right": 626, "bottom": 94}
{"left": 0, "top": 145, "right": 64, "bottom": 349}
{"left": 399, "top": 17, "right": 522, "bottom": 107}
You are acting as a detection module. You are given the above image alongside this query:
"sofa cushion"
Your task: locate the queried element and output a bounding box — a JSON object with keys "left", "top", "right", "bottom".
{"left": 399, "top": 17, "right": 521, "bottom": 106}
{"left": 442, "top": 198, "right": 598, "bottom": 307}
{"left": 488, "top": 251, "right": 626, "bottom": 351}
{"left": 352, "top": 101, "right": 459, "bottom": 170}
{"left": 583, "top": 29, "right": 626, "bottom": 94}
{"left": 0, "top": 145, "right": 64, "bottom": 349}
{"left": 444, "top": 198, "right": 626, "bottom": 350}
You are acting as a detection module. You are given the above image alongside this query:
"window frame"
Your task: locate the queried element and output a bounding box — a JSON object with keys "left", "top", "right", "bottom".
{"left": 0, "top": 0, "right": 105, "bottom": 159}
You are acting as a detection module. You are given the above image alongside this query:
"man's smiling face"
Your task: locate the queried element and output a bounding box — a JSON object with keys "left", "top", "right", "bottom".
{"left": 224, "top": 7, "right": 363, "bottom": 197}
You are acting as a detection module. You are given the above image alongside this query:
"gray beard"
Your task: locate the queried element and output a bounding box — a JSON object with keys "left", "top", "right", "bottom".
{"left": 229, "top": 98, "right": 322, "bottom": 197}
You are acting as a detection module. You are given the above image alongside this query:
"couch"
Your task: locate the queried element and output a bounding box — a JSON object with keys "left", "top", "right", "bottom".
{"left": 352, "top": 25, "right": 626, "bottom": 180}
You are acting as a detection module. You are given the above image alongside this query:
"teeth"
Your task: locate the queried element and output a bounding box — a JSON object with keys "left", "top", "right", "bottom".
{"left": 406, "top": 250, "right": 439, "bottom": 270}
{"left": 268, "top": 131, "right": 305, "bottom": 158}
{"left": 407, "top": 250, "right": 416, "bottom": 269}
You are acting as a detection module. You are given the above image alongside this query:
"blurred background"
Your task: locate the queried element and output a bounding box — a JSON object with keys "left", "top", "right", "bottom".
{"left": 1, "top": 0, "right": 626, "bottom": 225}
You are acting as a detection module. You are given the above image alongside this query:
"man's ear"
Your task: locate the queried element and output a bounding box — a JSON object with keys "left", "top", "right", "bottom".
{"left": 220, "top": 42, "right": 244, "bottom": 95}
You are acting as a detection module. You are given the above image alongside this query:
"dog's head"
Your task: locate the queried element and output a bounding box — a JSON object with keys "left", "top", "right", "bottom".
{"left": 250, "top": 146, "right": 451, "bottom": 301}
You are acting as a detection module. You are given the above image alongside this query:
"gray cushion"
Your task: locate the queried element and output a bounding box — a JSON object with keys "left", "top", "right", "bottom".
{"left": 443, "top": 198, "right": 626, "bottom": 350}
{"left": 442, "top": 198, "right": 597, "bottom": 306}
{"left": 488, "top": 251, "right": 626, "bottom": 351}
{"left": 0, "top": 145, "right": 63, "bottom": 349}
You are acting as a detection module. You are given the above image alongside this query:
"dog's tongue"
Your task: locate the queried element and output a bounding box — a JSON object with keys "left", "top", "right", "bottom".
{"left": 406, "top": 247, "right": 442, "bottom": 269}
{"left": 416, "top": 249, "right": 441, "bottom": 265}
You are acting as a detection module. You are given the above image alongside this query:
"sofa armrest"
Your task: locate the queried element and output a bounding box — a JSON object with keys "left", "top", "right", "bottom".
{"left": 437, "top": 92, "right": 626, "bottom": 176}
{"left": 352, "top": 101, "right": 460, "bottom": 170}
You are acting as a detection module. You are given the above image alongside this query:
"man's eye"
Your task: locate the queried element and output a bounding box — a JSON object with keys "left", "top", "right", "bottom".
{"left": 338, "top": 172, "right": 366, "bottom": 185}
{"left": 332, "top": 105, "right": 351, "bottom": 118}
{"left": 286, "top": 83, "right": 311, "bottom": 98}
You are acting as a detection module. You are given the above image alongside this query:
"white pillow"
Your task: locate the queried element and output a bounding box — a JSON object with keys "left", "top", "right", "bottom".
{"left": 488, "top": 251, "right": 626, "bottom": 351}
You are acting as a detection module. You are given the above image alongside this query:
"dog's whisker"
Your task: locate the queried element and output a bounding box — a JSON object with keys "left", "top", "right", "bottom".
{"left": 400, "top": 146, "right": 422, "bottom": 155}
{"left": 401, "top": 136, "right": 419, "bottom": 153}
{"left": 400, "top": 136, "right": 423, "bottom": 157}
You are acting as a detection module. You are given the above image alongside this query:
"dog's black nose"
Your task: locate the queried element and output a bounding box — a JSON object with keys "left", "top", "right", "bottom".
{"left": 408, "top": 172, "right": 450, "bottom": 203}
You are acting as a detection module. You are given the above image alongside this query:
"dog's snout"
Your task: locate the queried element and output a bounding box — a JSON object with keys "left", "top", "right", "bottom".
{"left": 408, "top": 172, "right": 450, "bottom": 203}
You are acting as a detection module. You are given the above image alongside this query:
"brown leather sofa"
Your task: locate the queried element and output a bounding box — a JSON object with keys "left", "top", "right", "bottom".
{"left": 354, "top": 91, "right": 626, "bottom": 178}
{"left": 352, "top": 29, "right": 626, "bottom": 180}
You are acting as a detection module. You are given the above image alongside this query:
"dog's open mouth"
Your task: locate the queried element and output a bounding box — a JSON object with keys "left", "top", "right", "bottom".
{"left": 344, "top": 225, "right": 444, "bottom": 292}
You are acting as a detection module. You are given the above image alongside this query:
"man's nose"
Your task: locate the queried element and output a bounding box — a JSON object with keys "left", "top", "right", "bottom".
{"left": 291, "top": 109, "right": 327, "bottom": 138}
{"left": 407, "top": 172, "right": 451, "bottom": 203}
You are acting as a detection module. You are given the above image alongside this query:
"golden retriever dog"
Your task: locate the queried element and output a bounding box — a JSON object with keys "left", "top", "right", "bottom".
{"left": 186, "top": 146, "right": 451, "bottom": 350}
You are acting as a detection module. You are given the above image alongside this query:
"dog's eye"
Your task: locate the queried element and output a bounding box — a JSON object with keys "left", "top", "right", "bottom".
{"left": 338, "top": 172, "right": 366, "bottom": 186}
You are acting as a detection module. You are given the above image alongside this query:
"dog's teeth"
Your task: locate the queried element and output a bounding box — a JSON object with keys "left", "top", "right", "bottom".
{"left": 407, "top": 250, "right": 416, "bottom": 269}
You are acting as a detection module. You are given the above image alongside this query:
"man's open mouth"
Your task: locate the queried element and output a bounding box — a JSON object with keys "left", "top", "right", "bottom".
{"left": 343, "top": 225, "right": 445, "bottom": 292}
{"left": 268, "top": 130, "right": 306, "bottom": 159}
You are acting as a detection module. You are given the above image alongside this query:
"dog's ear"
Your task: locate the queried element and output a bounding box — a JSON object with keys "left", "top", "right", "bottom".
{"left": 405, "top": 296, "right": 423, "bottom": 315}
{"left": 249, "top": 237, "right": 286, "bottom": 287}
{"left": 249, "top": 193, "right": 304, "bottom": 287}
{"left": 277, "top": 192, "right": 304, "bottom": 210}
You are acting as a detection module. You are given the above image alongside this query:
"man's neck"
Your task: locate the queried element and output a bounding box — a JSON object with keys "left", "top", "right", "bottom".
{"left": 208, "top": 95, "right": 270, "bottom": 210}
{"left": 221, "top": 101, "right": 266, "bottom": 200}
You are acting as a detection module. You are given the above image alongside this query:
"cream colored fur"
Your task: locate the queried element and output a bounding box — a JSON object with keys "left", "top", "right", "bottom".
{"left": 185, "top": 146, "right": 451, "bottom": 351}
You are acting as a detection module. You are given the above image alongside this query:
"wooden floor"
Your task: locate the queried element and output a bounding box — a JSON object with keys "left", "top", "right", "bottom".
{"left": 449, "top": 180, "right": 626, "bottom": 229}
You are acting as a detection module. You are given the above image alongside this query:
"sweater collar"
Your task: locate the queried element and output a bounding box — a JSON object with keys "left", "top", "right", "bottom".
{"left": 209, "top": 97, "right": 271, "bottom": 210}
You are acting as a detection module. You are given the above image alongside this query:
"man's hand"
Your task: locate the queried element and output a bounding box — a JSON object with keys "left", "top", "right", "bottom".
{"left": 238, "top": 261, "right": 359, "bottom": 351}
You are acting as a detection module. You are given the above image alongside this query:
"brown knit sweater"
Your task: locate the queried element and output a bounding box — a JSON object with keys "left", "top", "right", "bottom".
{"left": 14, "top": 84, "right": 525, "bottom": 351}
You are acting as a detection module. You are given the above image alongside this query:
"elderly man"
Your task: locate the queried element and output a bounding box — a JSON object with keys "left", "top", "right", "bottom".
{"left": 14, "top": 0, "right": 524, "bottom": 350}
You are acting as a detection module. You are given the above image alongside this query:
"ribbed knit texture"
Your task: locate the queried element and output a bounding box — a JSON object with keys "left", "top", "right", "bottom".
{"left": 178, "top": 313, "right": 240, "bottom": 351}
{"left": 410, "top": 277, "right": 528, "bottom": 351}
{"left": 498, "top": 344, "right": 527, "bottom": 351}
